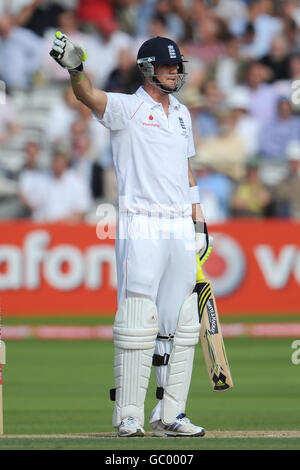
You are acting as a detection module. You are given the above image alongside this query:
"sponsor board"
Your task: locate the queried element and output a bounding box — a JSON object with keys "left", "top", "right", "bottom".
{"left": 0, "top": 220, "right": 299, "bottom": 315}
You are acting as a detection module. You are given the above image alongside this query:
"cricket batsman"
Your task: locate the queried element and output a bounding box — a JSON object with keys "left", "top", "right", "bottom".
{"left": 50, "top": 33, "right": 210, "bottom": 437}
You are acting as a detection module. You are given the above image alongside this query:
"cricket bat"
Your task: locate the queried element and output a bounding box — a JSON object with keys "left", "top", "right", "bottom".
{"left": 193, "top": 249, "right": 233, "bottom": 392}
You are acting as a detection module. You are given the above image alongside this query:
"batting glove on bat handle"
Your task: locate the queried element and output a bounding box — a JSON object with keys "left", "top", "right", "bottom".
{"left": 200, "top": 235, "right": 213, "bottom": 265}
{"left": 194, "top": 221, "right": 211, "bottom": 261}
{"left": 196, "top": 236, "right": 213, "bottom": 282}
{"left": 49, "top": 31, "right": 87, "bottom": 71}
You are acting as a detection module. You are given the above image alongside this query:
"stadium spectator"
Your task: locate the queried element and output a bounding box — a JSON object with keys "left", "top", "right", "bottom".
{"left": 70, "top": 107, "right": 116, "bottom": 201}
{"left": 0, "top": 0, "right": 36, "bottom": 17}
{"left": 18, "top": 141, "right": 47, "bottom": 218}
{"left": 194, "top": 79, "right": 224, "bottom": 138}
{"left": 46, "top": 86, "right": 81, "bottom": 143}
{"left": 240, "top": 0, "right": 282, "bottom": 59}
{"left": 188, "top": 0, "right": 209, "bottom": 25}
{"left": 195, "top": 109, "right": 247, "bottom": 181}
{"left": 148, "top": 13, "right": 171, "bottom": 38}
{"left": 279, "top": 0, "right": 300, "bottom": 27}
{"left": 272, "top": 52, "right": 300, "bottom": 108}
{"left": 274, "top": 140, "right": 300, "bottom": 218}
{"left": 0, "top": 14, "right": 43, "bottom": 90}
{"left": 213, "top": 33, "right": 244, "bottom": 99}
{"left": 76, "top": 99, "right": 112, "bottom": 162}
{"left": 259, "top": 35, "right": 290, "bottom": 83}
{"left": 70, "top": 121, "right": 104, "bottom": 199}
{"left": 282, "top": 17, "right": 300, "bottom": 55}
{"left": 14, "top": 0, "right": 65, "bottom": 36}
{"left": 0, "top": 90, "right": 21, "bottom": 144}
{"left": 46, "top": 85, "right": 111, "bottom": 161}
{"left": 230, "top": 158, "right": 271, "bottom": 218}
{"left": 113, "top": 0, "right": 141, "bottom": 36}
{"left": 26, "top": 148, "right": 92, "bottom": 222}
{"left": 181, "top": 88, "right": 205, "bottom": 147}
{"left": 134, "top": 0, "right": 187, "bottom": 40}
{"left": 289, "top": 52, "right": 300, "bottom": 84}
{"left": 227, "top": 86, "right": 260, "bottom": 157}
{"left": 85, "top": 16, "right": 134, "bottom": 89}
{"left": 192, "top": 160, "right": 234, "bottom": 224}
{"left": 214, "top": 0, "right": 248, "bottom": 36}
{"left": 187, "top": 15, "right": 226, "bottom": 65}
{"left": 135, "top": 0, "right": 159, "bottom": 38}
{"left": 105, "top": 49, "right": 142, "bottom": 94}
{"left": 76, "top": 0, "right": 115, "bottom": 27}
{"left": 242, "top": 60, "right": 278, "bottom": 128}
{"left": 259, "top": 97, "right": 300, "bottom": 159}
{"left": 154, "top": 0, "right": 185, "bottom": 41}
{"left": 132, "top": 13, "right": 173, "bottom": 62}
{"left": 172, "top": 42, "right": 206, "bottom": 98}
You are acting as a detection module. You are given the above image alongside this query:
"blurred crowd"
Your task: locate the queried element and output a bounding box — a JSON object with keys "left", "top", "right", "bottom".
{"left": 0, "top": 0, "right": 300, "bottom": 223}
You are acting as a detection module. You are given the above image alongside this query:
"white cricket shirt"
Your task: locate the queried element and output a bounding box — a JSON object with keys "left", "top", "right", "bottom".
{"left": 95, "top": 86, "right": 195, "bottom": 217}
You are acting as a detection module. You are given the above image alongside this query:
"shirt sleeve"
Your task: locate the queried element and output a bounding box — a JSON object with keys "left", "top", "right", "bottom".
{"left": 93, "top": 92, "right": 139, "bottom": 131}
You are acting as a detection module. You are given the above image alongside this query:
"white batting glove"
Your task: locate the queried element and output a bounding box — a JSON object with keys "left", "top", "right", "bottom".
{"left": 49, "top": 31, "right": 87, "bottom": 70}
{"left": 194, "top": 222, "right": 210, "bottom": 261}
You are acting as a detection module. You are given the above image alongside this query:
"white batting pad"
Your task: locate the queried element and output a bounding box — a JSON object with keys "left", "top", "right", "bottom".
{"left": 162, "top": 293, "right": 200, "bottom": 425}
{"left": 112, "top": 297, "right": 158, "bottom": 427}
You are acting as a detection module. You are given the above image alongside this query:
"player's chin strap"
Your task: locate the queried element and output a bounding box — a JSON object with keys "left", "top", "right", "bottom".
{"left": 151, "top": 74, "right": 185, "bottom": 94}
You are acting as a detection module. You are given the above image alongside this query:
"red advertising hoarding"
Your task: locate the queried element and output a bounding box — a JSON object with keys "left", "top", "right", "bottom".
{"left": 0, "top": 220, "right": 299, "bottom": 316}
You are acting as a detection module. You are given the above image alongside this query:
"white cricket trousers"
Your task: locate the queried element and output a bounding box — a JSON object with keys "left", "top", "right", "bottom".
{"left": 115, "top": 213, "right": 197, "bottom": 422}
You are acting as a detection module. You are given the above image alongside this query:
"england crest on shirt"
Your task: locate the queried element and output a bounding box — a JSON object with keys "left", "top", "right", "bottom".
{"left": 178, "top": 117, "right": 188, "bottom": 137}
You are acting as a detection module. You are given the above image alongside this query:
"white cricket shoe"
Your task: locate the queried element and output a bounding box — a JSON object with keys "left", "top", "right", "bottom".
{"left": 117, "top": 417, "right": 145, "bottom": 437}
{"left": 150, "top": 413, "right": 205, "bottom": 437}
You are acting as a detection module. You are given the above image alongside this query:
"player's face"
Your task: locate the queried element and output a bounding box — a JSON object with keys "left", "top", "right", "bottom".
{"left": 154, "top": 63, "right": 179, "bottom": 90}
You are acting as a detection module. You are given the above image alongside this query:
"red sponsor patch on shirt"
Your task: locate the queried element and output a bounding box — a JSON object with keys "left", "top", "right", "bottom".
{"left": 142, "top": 122, "right": 160, "bottom": 127}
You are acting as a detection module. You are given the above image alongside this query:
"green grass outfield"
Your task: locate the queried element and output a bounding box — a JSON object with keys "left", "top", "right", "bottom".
{"left": 4, "top": 314, "right": 300, "bottom": 325}
{"left": 1, "top": 316, "right": 300, "bottom": 450}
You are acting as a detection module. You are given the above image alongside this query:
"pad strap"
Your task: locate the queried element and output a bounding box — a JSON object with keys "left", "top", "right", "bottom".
{"left": 152, "top": 353, "right": 170, "bottom": 366}
{"left": 157, "top": 334, "right": 174, "bottom": 341}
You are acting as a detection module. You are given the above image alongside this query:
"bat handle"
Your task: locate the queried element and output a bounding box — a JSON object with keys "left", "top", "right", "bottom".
{"left": 196, "top": 236, "right": 213, "bottom": 282}
{"left": 196, "top": 253, "right": 205, "bottom": 282}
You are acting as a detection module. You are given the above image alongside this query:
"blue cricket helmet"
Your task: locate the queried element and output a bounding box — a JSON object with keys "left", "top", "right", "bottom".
{"left": 137, "top": 36, "right": 187, "bottom": 93}
{"left": 137, "top": 36, "right": 184, "bottom": 65}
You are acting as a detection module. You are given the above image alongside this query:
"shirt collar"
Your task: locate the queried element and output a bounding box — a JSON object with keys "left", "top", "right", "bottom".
{"left": 135, "top": 86, "right": 181, "bottom": 111}
{"left": 169, "top": 93, "right": 181, "bottom": 111}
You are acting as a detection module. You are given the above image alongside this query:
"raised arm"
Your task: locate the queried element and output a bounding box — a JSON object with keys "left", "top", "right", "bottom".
{"left": 50, "top": 32, "right": 107, "bottom": 117}
{"left": 69, "top": 71, "right": 107, "bottom": 118}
